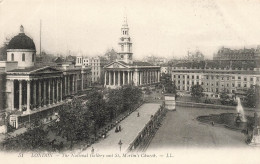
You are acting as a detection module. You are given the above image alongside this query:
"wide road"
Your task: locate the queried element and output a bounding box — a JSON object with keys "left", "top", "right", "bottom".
{"left": 80, "top": 103, "right": 161, "bottom": 153}
{"left": 147, "top": 106, "right": 256, "bottom": 152}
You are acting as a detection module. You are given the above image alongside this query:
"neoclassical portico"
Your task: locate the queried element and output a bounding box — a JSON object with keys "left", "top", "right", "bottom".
{"left": 6, "top": 66, "right": 87, "bottom": 114}
{"left": 104, "top": 16, "right": 161, "bottom": 88}
{"left": 6, "top": 67, "right": 64, "bottom": 113}
{"left": 104, "top": 61, "right": 160, "bottom": 88}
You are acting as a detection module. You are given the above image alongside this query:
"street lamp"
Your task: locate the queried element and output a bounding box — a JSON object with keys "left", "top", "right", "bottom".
{"left": 118, "top": 139, "right": 123, "bottom": 152}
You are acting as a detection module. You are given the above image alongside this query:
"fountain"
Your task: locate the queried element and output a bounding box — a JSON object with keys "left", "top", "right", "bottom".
{"left": 236, "top": 97, "right": 247, "bottom": 122}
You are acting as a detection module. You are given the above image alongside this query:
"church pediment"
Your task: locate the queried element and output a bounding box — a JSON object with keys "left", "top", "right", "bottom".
{"left": 30, "top": 66, "right": 62, "bottom": 74}
{"left": 104, "top": 61, "right": 128, "bottom": 69}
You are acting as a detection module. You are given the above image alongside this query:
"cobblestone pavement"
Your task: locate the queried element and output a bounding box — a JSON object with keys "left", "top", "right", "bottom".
{"left": 79, "top": 103, "right": 161, "bottom": 154}
{"left": 146, "top": 106, "right": 258, "bottom": 152}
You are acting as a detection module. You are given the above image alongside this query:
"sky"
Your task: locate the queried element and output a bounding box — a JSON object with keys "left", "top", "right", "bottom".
{"left": 1, "top": 0, "right": 260, "bottom": 60}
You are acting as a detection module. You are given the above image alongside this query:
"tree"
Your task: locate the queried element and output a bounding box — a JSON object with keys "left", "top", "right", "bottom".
{"left": 53, "top": 98, "right": 94, "bottom": 149}
{"left": 161, "top": 73, "right": 177, "bottom": 94}
{"left": 220, "top": 90, "right": 236, "bottom": 106}
{"left": 191, "top": 84, "right": 204, "bottom": 100}
{"left": 2, "top": 126, "right": 50, "bottom": 151}
{"left": 244, "top": 85, "right": 260, "bottom": 108}
{"left": 0, "top": 44, "right": 7, "bottom": 61}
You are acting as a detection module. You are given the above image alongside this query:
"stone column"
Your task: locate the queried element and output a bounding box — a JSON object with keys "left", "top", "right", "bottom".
{"left": 109, "top": 71, "right": 111, "bottom": 86}
{"left": 38, "top": 81, "right": 41, "bottom": 107}
{"left": 26, "top": 80, "right": 31, "bottom": 112}
{"left": 184, "top": 75, "right": 187, "bottom": 91}
{"left": 81, "top": 73, "right": 84, "bottom": 91}
{"left": 10, "top": 80, "right": 14, "bottom": 111}
{"left": 19, "top": 80, "right": 22, "bottom": 111}
{"left": 113, "top": 71, "right": 116, "bottom": 86}
{"left": 146, "top": 71, "right": 149, "bottom": 84}
{"left": 140, "top": 72, "right": 142, "bottom": 85}
{"left": 128, "top": 71, "right": 130, "bottom": 84}
{"left": 52, "top": 79, "right": 55, "bottom": 104}
{"left": 43, "top": 80, "right": 46, "bottom": 107}
{"left": 56, "top": 79, "right": 59, "bottom": 103}
{"left": 150, "top": 71, "right": 152, "bottom": 84}
{"left": 135, "top": 71, "right": 138, "bottom": 86}
{"left": 60, "top": 78, "right": 63, "bottom": 102}
{"left": 33, "top": 80, "right": 37, "bottom": 109}
{"left": 48, "top": 79, "right": 51, "bottom": 106}
{"left": 123, "top": 71, "right": 125, "bottom": 85}
{"left": 118, "top": 71, "right": 121, "bottom": 86}
{"left": 72, "top": 75, "right": 75, "bottom": 94}
{"left": 64, "top": 76, "right": 67, "bottom": 95}
{"left": 158, "top": 71, "right": 160, "bottom": 83}
{"left": 130, "top": 71, "right": 132, "bottom": 85}
{"left": 75, "top": 75, "right": 78, "bottom": 93}
{"left": 104, "top": 71, "right": 107, "bottom": 86}
{"left": 68, "top": 76, "right": 71, "bottom": 95}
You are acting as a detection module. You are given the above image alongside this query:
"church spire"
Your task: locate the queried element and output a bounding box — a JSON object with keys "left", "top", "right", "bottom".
{"left": 118, "top": 15, "right": 133, "bottom": 64}
{"left": 123, "top": 15, "right": 128, "bottom": 27}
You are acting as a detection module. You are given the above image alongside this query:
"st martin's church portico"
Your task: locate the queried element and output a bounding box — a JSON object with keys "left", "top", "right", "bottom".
{"left": 104, "top": 17, "right": 160, "bottom": 88}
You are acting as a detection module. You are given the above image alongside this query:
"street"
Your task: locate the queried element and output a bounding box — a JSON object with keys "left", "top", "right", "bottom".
{"left": 79, "top": 103, "right": 161, "bottom": 153}
{"left": 147, "top": 106, "right": 257, "bottom": 152}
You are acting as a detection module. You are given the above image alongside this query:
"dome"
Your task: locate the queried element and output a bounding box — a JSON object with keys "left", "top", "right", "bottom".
{"left": 7, "top": 25, "right": 36, "bottom": 50}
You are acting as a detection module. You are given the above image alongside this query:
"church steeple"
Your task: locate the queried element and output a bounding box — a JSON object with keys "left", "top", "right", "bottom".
{"left": 118, "top": 16, "right": 133, "bottom": 64}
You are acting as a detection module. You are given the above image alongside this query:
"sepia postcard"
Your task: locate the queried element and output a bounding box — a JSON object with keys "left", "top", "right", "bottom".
{"left": 1, "top": 0, "right": 260, "bottom": 163}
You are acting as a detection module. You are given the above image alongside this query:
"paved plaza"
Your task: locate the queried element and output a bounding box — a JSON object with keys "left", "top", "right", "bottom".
{"left": 79, "top": 103, "right": 161, "bottom": 153}
{"left": 147, "top": 106, "right": 257, "bottom": 152}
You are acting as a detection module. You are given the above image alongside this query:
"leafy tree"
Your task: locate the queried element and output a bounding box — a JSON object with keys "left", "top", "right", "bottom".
{"left": 244, "top": 85, "right": 260, "bottom": 108}
{"left": 2, "top": 126, "right": 50, "bottom": 151}
{"left": 191, "top": 84, "right": 204, "bottom": 99}
{"left": 161, "top": 73, "right": 177, "bottom": 94}
{"left": 86, "top": 90, "right": 108, "bottom": 131}
{"left": 53, "top": 98, "right": 94, "bottom": 149}
{"left": 220, "top": 90, "right": 236, "bottom": 106}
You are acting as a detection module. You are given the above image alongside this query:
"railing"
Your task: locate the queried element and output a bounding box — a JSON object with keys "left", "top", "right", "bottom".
{"left": 127, "top": 104, "right": 167, "bottom": 152}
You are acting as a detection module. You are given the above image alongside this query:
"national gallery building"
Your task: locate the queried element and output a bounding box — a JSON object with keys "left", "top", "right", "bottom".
{"left": 104, "top": 17, "right": 161, "bottom": 88}
{"left": 0, "top": 26, "right": 91, "bottom": 129}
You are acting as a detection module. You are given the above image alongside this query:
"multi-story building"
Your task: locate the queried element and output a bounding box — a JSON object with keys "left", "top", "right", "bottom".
{"left": 0, "top": 25, "right": 91, "bottom": 129}
{"left": 76, "top": 56, "right": 108, "bottom": 84}
{"left": 213, "top": 46, "right": 260, "bottom": 61}
{"left": 104, "top": 16, "right": 161, "bottom": 88}
{"left": 171, "top": 52, "right": 260, "bottom": 98}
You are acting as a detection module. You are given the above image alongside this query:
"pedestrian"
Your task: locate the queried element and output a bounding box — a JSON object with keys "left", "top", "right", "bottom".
{"left": 91, "top": 147, "right": 94, "bottom": 154}
{"left": 119, "top": 125, "right": 121, "bottom": 132}
{"left": 211, "top": 121, "right": 214, "bottom": 126}
{"left": 137, "top": 112, "right": 140, "bottom": 117}
{"left": 115, "top": 126, "right": 119, "bottom": 133}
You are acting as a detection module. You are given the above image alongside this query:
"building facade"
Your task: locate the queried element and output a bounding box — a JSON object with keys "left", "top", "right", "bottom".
{"left": 0, "top": 26, "right": 91, "bottom": 129}
{"left": 76, "top": 56, "right": 108, "bottom": 84}
{"left": 171, "top": 56, "right": 260, "bottom": 98}
{"left": 104, "top": 17, "right": 160, "bottom": 88}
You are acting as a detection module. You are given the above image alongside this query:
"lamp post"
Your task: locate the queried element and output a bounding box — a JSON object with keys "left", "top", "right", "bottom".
{"left": 118, "top": 140, "right": 122, "bottom": 152}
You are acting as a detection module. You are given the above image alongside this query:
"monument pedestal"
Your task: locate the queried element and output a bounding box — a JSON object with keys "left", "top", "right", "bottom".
{"left": 248, "top": 111, "right": 260, "bottom": 146}
{"left": 249, "top": 126, "right": 260, "bottom": 146}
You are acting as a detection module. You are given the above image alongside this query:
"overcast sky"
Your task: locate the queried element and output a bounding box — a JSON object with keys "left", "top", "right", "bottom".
{"left": 1, "top": 0, "right": 260, "bottom": 59}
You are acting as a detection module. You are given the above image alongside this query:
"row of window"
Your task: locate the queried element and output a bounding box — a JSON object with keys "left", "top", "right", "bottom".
{"left": 173, "top": 74, "right": 258, "bottom": 82}
{"left": 173, "top": 75, "right": 199, "bottom": 79}
{"left": 175, "top": 80, "right": 253, "bottom": 88}
{"left": 11, "top": 53, "right": 35, "bottom": 62}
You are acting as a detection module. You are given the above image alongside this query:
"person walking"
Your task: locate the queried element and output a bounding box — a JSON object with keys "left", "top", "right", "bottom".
{"left": 91, "top": 147, "right": 94, "bottom": 154}
{"left": 119, "top": 125, "right": 121, "bottom": 132}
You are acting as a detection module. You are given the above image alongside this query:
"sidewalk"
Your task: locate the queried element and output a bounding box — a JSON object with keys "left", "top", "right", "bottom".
{"left": 78, "top": 103, "right": 161, "bottom": 153}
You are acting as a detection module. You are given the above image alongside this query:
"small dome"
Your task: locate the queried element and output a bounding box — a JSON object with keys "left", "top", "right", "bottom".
{"left": 7, "top": 25, "right": 36, "bottom": 50}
